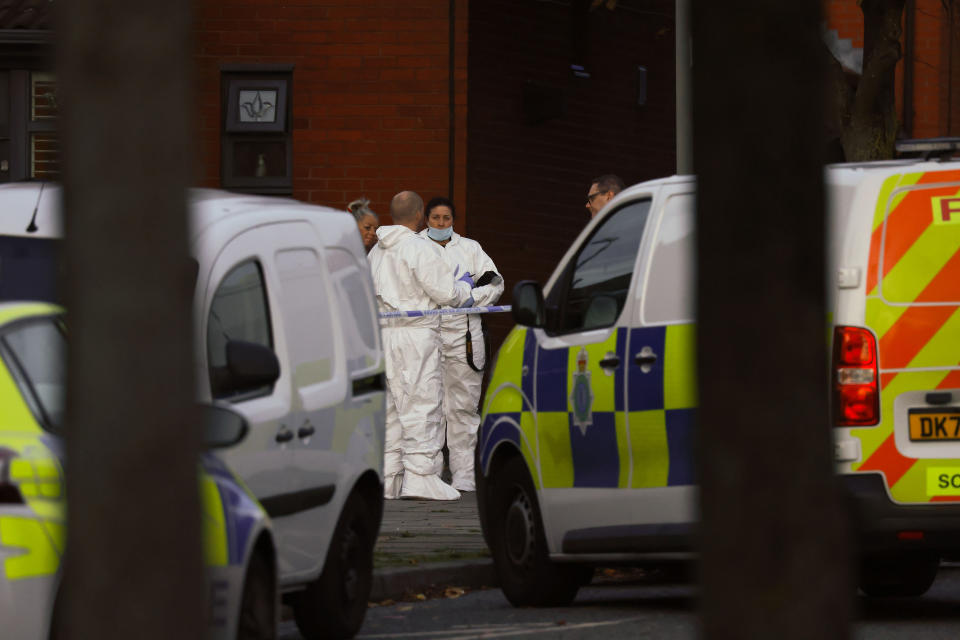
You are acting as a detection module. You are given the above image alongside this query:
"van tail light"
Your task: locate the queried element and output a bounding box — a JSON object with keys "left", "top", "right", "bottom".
{"left": 833, "top": 326, "right": 880, "bottom": 426}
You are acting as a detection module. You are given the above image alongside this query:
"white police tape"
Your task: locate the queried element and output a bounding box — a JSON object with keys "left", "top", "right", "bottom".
{"left": 378, "top": 305, "right": 512, "bottom": 319}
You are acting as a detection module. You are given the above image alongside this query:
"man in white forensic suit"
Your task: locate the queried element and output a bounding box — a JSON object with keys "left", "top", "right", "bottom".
{"left": 368, "top": 190, "right": 475, "bottom": 500}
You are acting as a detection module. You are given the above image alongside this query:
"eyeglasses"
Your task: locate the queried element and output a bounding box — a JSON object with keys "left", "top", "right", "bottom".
{"left": 586, "top": 191, "right": 606, "bottom": 204}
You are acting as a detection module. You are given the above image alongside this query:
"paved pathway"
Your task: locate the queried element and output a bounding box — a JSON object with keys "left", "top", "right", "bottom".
{"left": 374, "top": 491, "right": 490, "bottom": 568}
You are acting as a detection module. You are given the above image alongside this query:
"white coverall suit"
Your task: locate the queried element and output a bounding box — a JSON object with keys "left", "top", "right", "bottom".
{"left": 419, "top": 229, "right": 503, "bottom": 491}
{"left": 368, "top": 225, "right": 474, "bottom": 500}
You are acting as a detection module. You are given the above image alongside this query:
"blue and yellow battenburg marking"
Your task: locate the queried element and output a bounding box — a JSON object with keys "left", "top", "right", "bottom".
{"left": 480, "top": 323, "right": 698, "bottom": 491}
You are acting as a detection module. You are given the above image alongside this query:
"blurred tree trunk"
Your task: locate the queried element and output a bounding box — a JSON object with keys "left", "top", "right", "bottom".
{"left": 693, "top": 1, "right": 852, "bottom": 639}
{"left": 57, "top": 0, "right": 203, "bottom": 638}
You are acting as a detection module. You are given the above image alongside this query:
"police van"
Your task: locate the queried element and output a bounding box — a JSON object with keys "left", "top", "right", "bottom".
{"left": 477, "top": 140, "right": 960, "bottom": 604}
{"left": 0, "top": 184, "right": 386, "bottom": 639}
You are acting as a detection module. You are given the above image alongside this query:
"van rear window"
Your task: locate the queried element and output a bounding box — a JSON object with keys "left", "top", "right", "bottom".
{"left": 879, "top": 184, "right": 960, "bottom": 305}
{"left": 0, "top": 236, "right": 61, "bottom": 304}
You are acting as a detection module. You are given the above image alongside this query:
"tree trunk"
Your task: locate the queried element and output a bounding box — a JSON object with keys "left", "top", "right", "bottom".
{"left": 56, "top": 0, "right": 204, "bottom": 638}
{"left": 693, "top": 0, "right": 852, "bottom": 638}
{"left": 840, "top": 0, "right": 906, "bottom": 160}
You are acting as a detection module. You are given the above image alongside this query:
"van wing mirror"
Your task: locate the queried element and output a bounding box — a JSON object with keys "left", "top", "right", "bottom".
{"left": 200, "top": 403, "right": 249, "bottom": 449}
{"left": 512, "top": 280, "right": 545, "bottom": 328}
{"left": 225, "top": 340, "right": 281, "bottom": 393}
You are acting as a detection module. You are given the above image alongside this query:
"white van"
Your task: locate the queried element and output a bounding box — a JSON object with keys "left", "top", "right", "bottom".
{"left": 477, "top": 143, "right": 960, "bottom": 605}
{"left": 0, "top": 183, "right": 386, "bottom": 639}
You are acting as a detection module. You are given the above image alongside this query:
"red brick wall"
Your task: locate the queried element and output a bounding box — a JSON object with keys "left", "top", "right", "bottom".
{"left": 824, "top": 0, "right": 864, "bottom": 47}
{"left": 193, "top": 0, "right": 469, "bottom": 225}
{"left": 466, "top": 0, "right": 677, "bottom": 351}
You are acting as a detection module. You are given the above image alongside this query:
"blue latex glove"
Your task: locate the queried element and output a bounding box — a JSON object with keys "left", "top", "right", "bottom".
{"left": 459, "top": 296, "right": 475, "bottom": 309}
{"left": 457, "top": 271, "right": 475, "bottom": 289}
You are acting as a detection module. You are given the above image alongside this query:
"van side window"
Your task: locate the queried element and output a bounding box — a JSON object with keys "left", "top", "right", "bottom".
{"left": 643, "top": 194, "right": 695, "bottom": 324}
{"left": 547, "top": 198, "right": 652, "bottom": 335}
{"left": 2, "top": 318, "right": 66, "bottom": 432}
{"left": 207, "top": 260, "right": 273, "bottom": 399}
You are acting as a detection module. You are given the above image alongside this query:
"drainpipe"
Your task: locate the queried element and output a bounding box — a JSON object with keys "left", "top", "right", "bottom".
{"left": 676, "top": 0, "right": 692, "bottom": 174}
{"left": 448, "top": 0, "right": 456, "bottom": 201}
{"left": 903, "top": 0, "right": 915, "bottom": 137}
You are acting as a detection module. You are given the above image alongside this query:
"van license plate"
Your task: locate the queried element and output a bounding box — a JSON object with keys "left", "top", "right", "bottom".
{"left": 909, "top": 408, "right": 960, "bottom": 441}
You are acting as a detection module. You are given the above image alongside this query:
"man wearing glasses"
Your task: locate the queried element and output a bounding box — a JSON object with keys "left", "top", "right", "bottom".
{"left": 585, "top": 174, "right": 625, "bottom": 218}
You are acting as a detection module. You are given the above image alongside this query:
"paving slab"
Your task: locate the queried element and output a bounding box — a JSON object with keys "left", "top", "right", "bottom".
{"left": 371, "top": 491, "right": 496, "bottom": 600}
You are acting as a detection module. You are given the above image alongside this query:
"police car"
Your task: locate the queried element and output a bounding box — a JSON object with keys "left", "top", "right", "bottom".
{"left": 0, "top": 302, "right": 275, "bottom": 639}
{"left": 477, "top": 139, "right": 960, "bottom": 604}
{"left": 0, "top": 183, "right": 387, "bottom": 639}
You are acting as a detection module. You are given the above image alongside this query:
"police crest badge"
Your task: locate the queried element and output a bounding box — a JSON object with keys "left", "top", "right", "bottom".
{"left": 570, "top": 347, "right": 593, "bottom": 436}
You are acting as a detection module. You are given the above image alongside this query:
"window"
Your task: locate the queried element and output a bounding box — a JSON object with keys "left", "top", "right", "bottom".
{"left": 207, "top": 261, "right": 273, "bottom": 399}
{"left": 29, "top": 72, "right": 59, "bottom": 180}
{"left": 220, "top": 66, "right": 293, "bottom": 194}
{"left": 1, "top": 70, "right": 60, "bottom": 182}
{"left": 2, "top": 318, "right": 66, "bottom": 432}
{"left": 643, "top": 194, "right": 695, "bottom": 324}
{"left": 547, "top": 198, "right": 651, "bottom": 334}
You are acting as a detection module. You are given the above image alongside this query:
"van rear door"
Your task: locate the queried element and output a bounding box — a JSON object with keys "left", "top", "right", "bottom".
{"left": 853, "top": 169, "right": 960, "bottom": 503}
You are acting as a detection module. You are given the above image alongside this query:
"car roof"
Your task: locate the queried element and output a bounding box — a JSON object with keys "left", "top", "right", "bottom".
{"left": 0, "top": 182, "right": 356, "bottom": 246}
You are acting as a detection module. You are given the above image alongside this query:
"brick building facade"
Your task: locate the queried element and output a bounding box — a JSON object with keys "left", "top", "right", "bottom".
{"left": 193, "top": 0, "right": 469, "bottom": 224}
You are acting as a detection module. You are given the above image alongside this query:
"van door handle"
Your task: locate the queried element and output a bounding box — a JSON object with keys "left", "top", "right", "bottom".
{"left": 599, "top": 355, "right": 620, "bottom": 369}
{"left": 275, "top": 427, "right": 294, "bottom": 443}
{"left": 634, "top": 347, "right": 658, "bottom": 373}
{"left": 297, "top": 424, "right": 315, "bottom": 439}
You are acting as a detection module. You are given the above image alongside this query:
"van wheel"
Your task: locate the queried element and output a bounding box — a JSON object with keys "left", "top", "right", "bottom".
{"left": 859, "top": 552, "right": 939, "bottom": 597}
{"left": 238, "top": 551, "right": 277, "bottom": 640}
{"left": 489, "top": 455, "right": 591, "bottom": 607}
{"left": 292, "top": 492, "right": 374, "bottom": 639}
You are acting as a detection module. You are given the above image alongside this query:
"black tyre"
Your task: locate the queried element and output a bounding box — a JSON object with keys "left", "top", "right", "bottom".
{"left": 237, "top": 550, "right": 277, "bottom": 640}
{"left": 488, "top": 455, "right": 592, "bottom": 607}
{"left": 292, "top": 492, "right": 375, "bottom": 639}
{"left": 859, "top": 551, "right": 939, "bottom": 597}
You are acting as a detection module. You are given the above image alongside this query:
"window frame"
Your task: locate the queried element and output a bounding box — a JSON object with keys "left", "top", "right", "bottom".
{"left": 206, "top": 259, "right": 276, "bottom": 403}
{"left": 0, "top": 314, "right": 67, "bottom": 434}
{"left": 544, "top": 196, "right": 653, "bottom": 336}
{"left": 220, "top": 64, "right": 294, "bottom": 195}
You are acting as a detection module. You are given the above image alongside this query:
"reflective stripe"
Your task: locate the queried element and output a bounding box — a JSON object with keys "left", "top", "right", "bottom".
{"left": 663, "top": 324, "right": 697, "bottom": 410}
{"left": 0, "top": 516, "right": 59, "bottom": 579}
{"left": 201, "top": 474, "right": 228, "bottom": 568}
{"left": 482, "top": 327, "right": 526, "bottom": 415}
{"left": 626, "top": 409, "right": 669, "bottom": 488}
{"left": 536, "top": 412, "right": 574, "bottom": 488}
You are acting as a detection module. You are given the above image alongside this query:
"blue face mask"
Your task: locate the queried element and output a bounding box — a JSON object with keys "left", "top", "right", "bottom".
{"left": 427, "top": 226, "right": 453, "bottom": 241}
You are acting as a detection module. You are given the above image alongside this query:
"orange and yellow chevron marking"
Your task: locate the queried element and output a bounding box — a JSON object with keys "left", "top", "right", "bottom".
{"left": 878, "top": 307, "right": 957, "bottom": 377}
{"left": 865, "top": 170, "right": 960, "bottom": 294}
{"left": 857, "top": 435, "right": 915, "bottom": 487}
{"left": 937, "top": 369, "right": 960, "bottom": 390}
{"left": 853, "top": 170, "right": 960, "bottom": 503}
